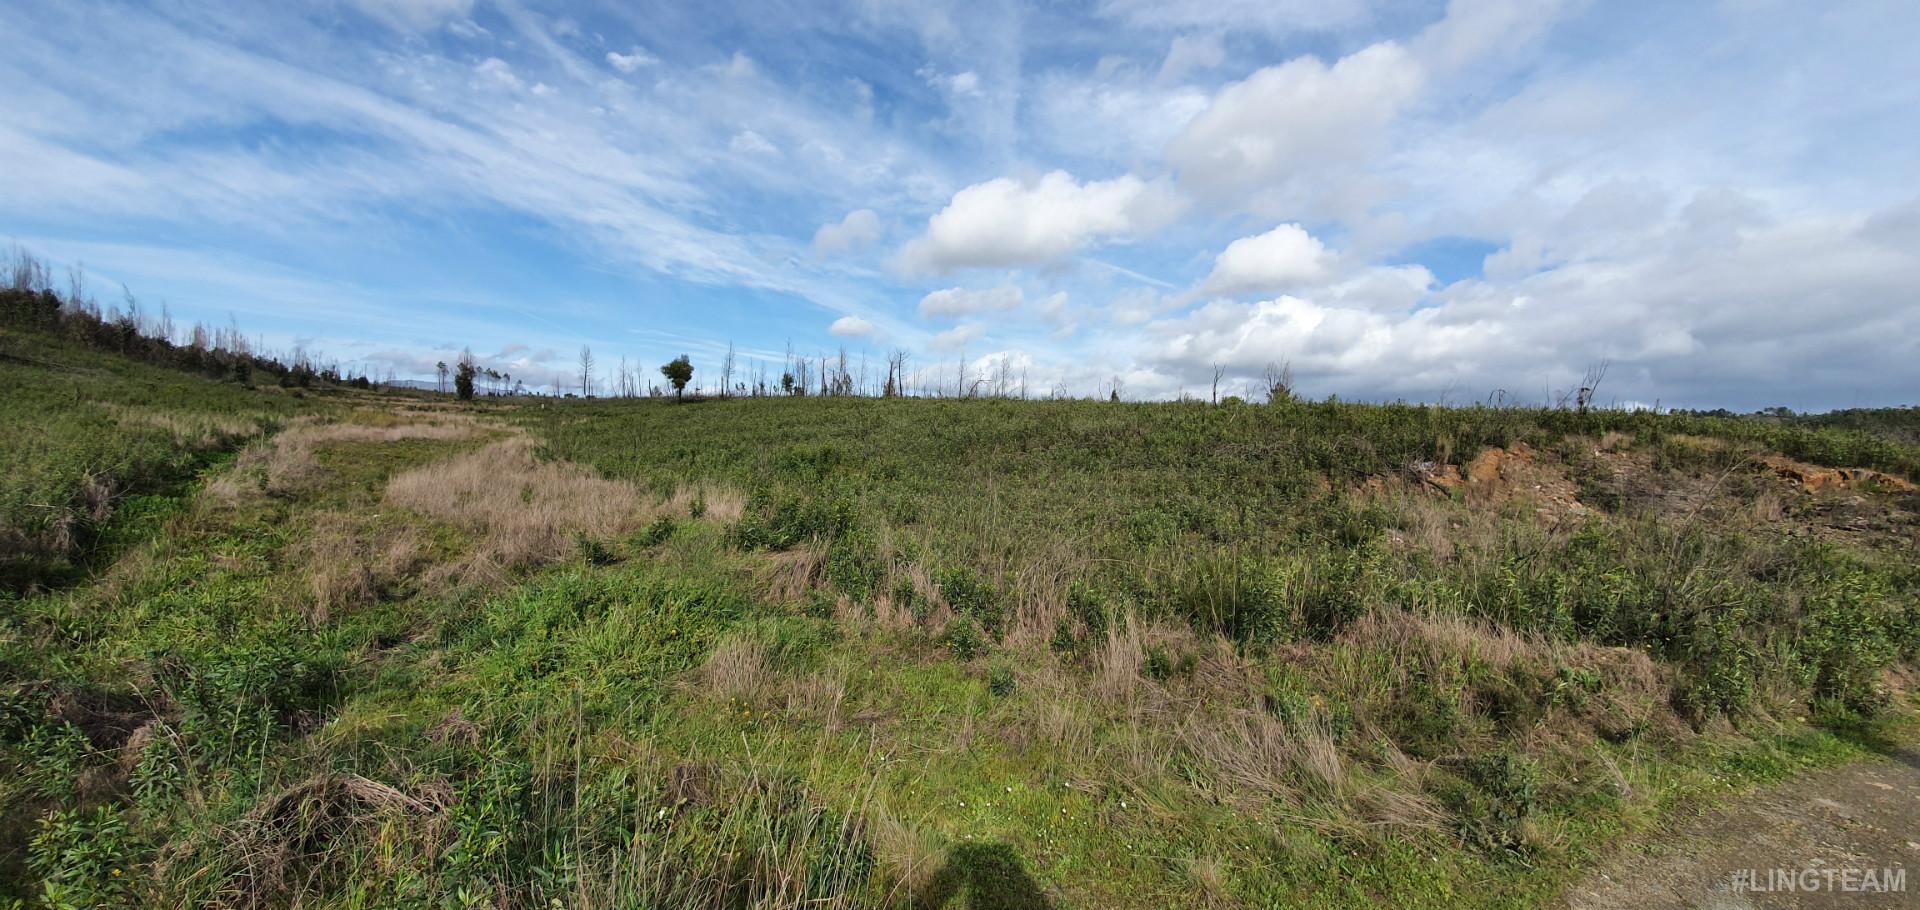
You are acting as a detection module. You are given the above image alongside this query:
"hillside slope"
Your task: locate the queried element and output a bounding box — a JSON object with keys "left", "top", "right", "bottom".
{"left": 2, "top": 349, "right": 1917, "bottom": 908}
{"left": 0, "top": 328, "right": 319, "bottom": 592}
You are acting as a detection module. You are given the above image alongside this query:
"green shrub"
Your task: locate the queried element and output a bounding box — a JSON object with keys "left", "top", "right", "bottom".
{"left": 27, "top": 805, "right": 136, "bottom": 908}
{"left": 891, "top": 575, "right": 928, "bottom": 620}
{"left": 1173, "top": 552, "right": 1289, "bottom": 646}
{"left": 1065, "top": 582, "right": 1110, "bottom": 642}
{"left": 637, "top": 515, "right": 678, "bottom": 547}
{"left": 988, "top": 664, "right": 1016, "bottom": 697}
{"left": 825, "top": 528, "right": 884, "bottom": 600}
{"left": 944, "top": 616, "right": 987, "bottom": 661}
{"left": 1445, "top": 751, "right": 1540, "bottom": 854}
{"left": 1141, "top": 644, "right": 1195, "bottom": 681}
{"left": 575, "top": 533, "right": 617, "bottom": 566}
{"left": 936, "top": 567, "right": 1003, "bottom": 637}
{"left": 1299, "top": 546, "right": 1381, "bottom": 640}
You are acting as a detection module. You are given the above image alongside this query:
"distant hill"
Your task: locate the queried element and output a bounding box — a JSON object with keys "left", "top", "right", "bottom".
{"left": 380, "top": 379, "right": 444, "bottom": 392}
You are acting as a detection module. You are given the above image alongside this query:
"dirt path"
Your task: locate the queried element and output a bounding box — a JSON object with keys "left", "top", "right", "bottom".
{"left": 1565, "top": 747, "right": 1920, "bottom": 909}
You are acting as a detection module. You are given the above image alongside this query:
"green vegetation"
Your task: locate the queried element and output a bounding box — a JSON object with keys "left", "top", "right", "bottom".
{"left": 0, "top": 327, "right": 316, "bottom": 592}
{"left": 661, "top": 354, "right": 694, "bottom": 401}
{"left": 3, "top": 328, "right": 1918, "bottom": 908}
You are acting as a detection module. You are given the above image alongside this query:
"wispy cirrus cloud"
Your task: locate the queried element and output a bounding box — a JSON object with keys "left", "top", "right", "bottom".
{"left": 1, "top": 0, "right": 1914, "bottom": 408}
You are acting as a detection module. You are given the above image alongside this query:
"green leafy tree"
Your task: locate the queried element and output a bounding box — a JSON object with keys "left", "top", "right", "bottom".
{"left": 661, "top": 354, "right": 693, "bottom": 401}
{"left": 454, "top": 352, "right": 477, "bottom": 401}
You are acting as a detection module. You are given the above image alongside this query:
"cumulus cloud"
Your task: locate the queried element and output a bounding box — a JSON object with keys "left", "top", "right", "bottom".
{"left": 813, "top": 209, "right": 882, "bottom": 255}
{"left": 899, "top": 171, "right": 1182, "bottom": 273}
{"left": 605, "top": 48, "right": 659, "bottom": 73}
{"left": 1141, "top": 201, "right": 1920, "bottom": 409}
{"left": 918, "top": 286, "right": 1023, "bottom": 319}
{"left": 1168, "top": 43, "right": 1422, "bottom": 206}
{"left": 930, "top": 322, "right": 986, "bottom": 351}
{"left": 829, "top": 315, "right": 875, "bottom": 338}
{"left": 1317, "top": 264, "right": 1433, "bottom": 312}
{"left": 1199, "top": 224, "right": 1336, "bottom": 296}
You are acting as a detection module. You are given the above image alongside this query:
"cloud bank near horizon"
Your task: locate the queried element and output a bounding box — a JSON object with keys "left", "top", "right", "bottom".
{"left": 2, "top": 0, "right": 1916, "bottom": 409}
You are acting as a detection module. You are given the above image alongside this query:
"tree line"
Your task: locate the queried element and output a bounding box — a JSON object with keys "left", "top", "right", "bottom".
{"left": 0, "top": 245, "right": 378, "bottom": 390}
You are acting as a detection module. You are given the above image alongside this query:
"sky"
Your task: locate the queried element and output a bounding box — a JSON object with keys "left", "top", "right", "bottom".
{"left": 3, "top": 0, "right": 1917, "bottom": 409}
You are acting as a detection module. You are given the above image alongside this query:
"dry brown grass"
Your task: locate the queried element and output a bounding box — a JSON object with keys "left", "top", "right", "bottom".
{"left": 217, "top": 416, "right": 485, "bottom": 502}
{"left": 295, "top": 512, "right": 429, "bottom": 623}
{"left": 106, "top": 403, "right": 264, "bottom": 446}
{"left": 1353, "top": 779, "right": 1448, "bottom": 832}
{"left": 1091, "top": 618, "right": 1148, "bottom": 702}
{"left": 757, "top": 546, "right": 827, "bottom": 604}
{"left": 780, "top": 671, "right": 849, "bottom": 730}
{"left": 1349, "top": 609, "right": 1533, "bottom": 671}
{"left": 1185, "top": 855, "right": 1233, "bottom": 908}
{"left": 212, "top": 773, "right": 440, "bottom": 910}
{"left": 688, "top": 634, "right": 776, "bottom": 706}
{"left": 385, "top": 436, "right": 651, "bottom": 577}
{"left": 870, "top": 806, "right": 946, "bottom": 905}
{"left": 666, "top": 482, "right": 747, "bottom": 523}
{"left": 1180, "top": 709, "right": 1309, "bottom": 807}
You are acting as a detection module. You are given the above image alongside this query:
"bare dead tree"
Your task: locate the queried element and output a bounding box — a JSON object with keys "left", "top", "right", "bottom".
{"left": 1576, "top": 359, "right": 1611, "bottom": 414}
{"left": 578, "top": 345, "right": 596, "bottom": 398}
{"left": 1263, "top": 360, "right": 1294, "bottom": 404}
{"left": 1211, "top": 361, "right": 1225, "bottom": 405}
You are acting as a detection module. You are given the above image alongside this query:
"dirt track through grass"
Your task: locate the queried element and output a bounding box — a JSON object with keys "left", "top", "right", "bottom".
{"left": 1566, "top": 741, "right": 1920, "bottom": 909}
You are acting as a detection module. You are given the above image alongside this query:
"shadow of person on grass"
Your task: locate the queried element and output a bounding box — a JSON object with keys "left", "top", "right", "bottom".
{"left": 913, "top": 841, "right": 1054, "bottom": 910}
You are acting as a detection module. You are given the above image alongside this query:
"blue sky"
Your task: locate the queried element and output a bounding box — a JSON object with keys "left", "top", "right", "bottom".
{"left": 3, "top": 0, "right": 1917, "bottom": 408}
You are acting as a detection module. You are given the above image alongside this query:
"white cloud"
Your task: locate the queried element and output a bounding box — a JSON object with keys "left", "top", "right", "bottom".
{"left": 350, "top": 0, "right": 475, "bottom": 31}
{"left": 1168, "top": 42, "right": 1422, "bottom": 206}
{"left": 931, "top": 322, "right": 985, "bottom": 350}
{"left": 1158, "top": 33, "right": 1225, "bottom": 83}
{"left": 918, "top": 286, "right": 1023, "bottom": 319}
{"left": 719, "top": 52, "right": 757, "bottom": 79}
{"left": 814, "top": 209, "right": 883, "bottom": 255}
{"left": 606, "top": 48, "right": 659, "bottom": 73}
{"left": 1142, "top": 200, "right": 1920, "bottom": 408}
{"left": 1412, "top": 0, "right": 1567, "bottom": 77}
{"left": 829, "top": 315, "right": 876, "bottom": 338}
{"left": 1200, "top": 224, "right": 1336, "bottom": 296}
{"left": 900, "top": 171, "right": 1182, "bottom": 273}
{"left": 473, "top": 57, "right": 522, "bottom": 90}
{"left": 1318, "top": 264, "right": 1433, "bottom": 312}
{"left": 446, "top": 19, "right": 489, "bottom": 40}
{"left": 948, "top": 71, "right": 983, "bottom": 98}
{"left": 1100, "top": 0, "right": 1372, "bottom": 35}
{"left": 729, "top": 129, "right": 778, "bottom": 156}
{"left": 1029, "top": 75, "right": 1210, "bottom": 163}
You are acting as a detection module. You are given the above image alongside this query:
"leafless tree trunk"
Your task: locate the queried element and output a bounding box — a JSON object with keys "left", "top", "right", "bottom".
{"left": 1263, "top": 360, "right": 1294, "bottom": 404}
{"left": 1577, "top": 359, "right": 1610, "bottom": 413}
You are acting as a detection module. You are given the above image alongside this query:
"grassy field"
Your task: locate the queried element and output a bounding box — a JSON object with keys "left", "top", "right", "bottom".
{"left": 3, "top": 329, "right": 1918, "bottom": 909}
{"left": 0, "top": 329, "right": 319, "bottom": 593}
